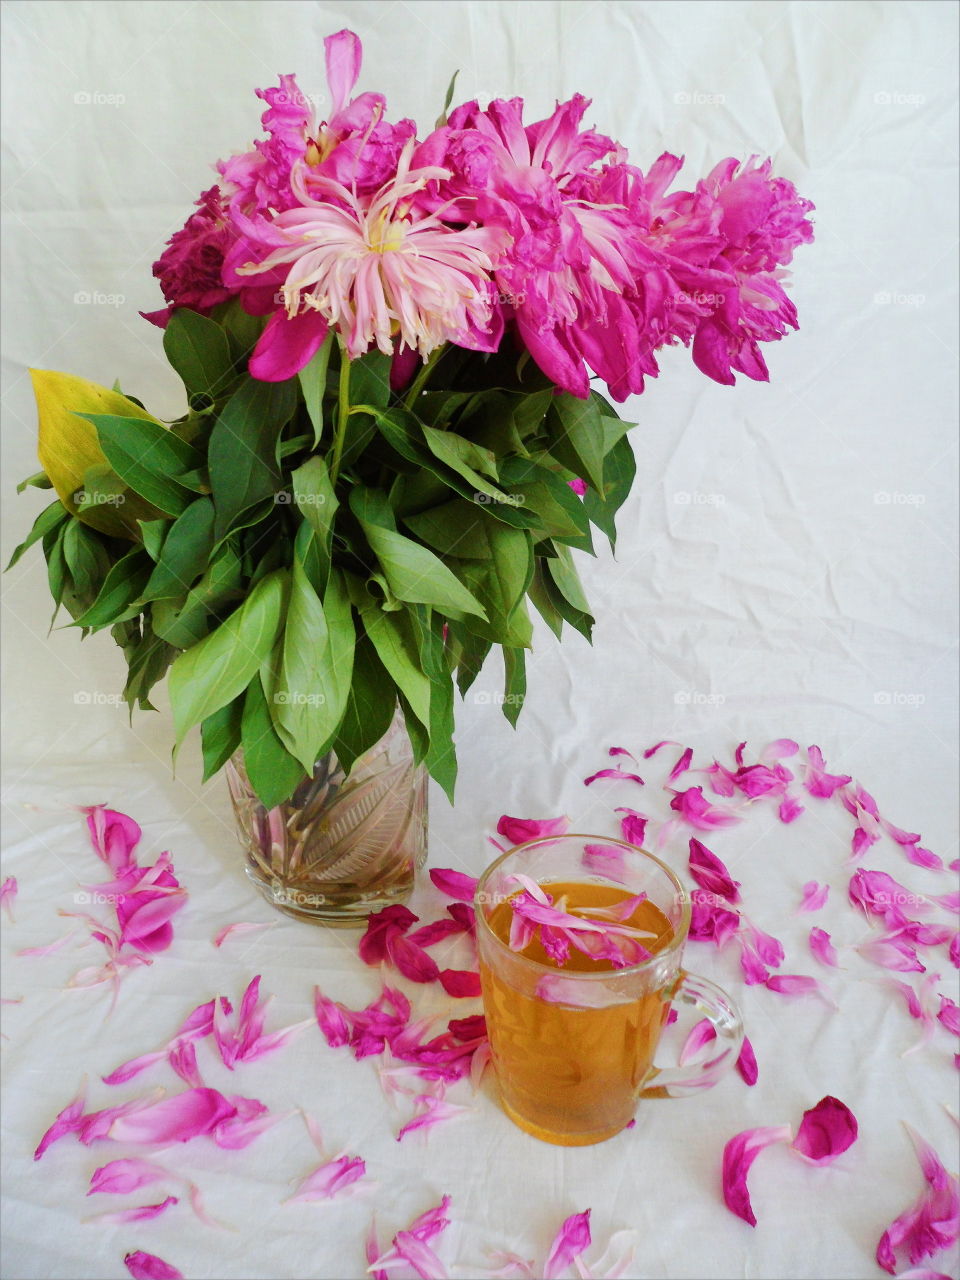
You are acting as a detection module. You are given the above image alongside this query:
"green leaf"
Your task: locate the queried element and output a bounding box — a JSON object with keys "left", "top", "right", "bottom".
{"left": 582, "top": 433, "right": 636, "bottom": 550}
{"left": 397, "top": 691, "right": 429, "bottom": 766}
{"left": 83, "top": 413, "right": 200, "bottom": 516}
{"left": 527, "top": 560, "right": 564, "bottom": 640}
{"left": 138, "top": 519, "right": 168, "bottom": 562}
{"left": 209, "top": 377, "right": 298, "bottom": 540}
{"left": 241, "top": 676, "right": 307, "bottom": 809}
{"left": 359, "top": 603, "right": 432, "bottom": 731}
{"left": 168, "top": 567, "right": 289, "bottom": 750}
{"left": 163, "top": 309, "right": 235, "bottom": 401}
{"left": 122, "top": 628, "right": 175, "bottom": 713}
{"left": 6, "top": 499, "right": 68, "bottom": 570}
{"left": 297, "top": 332, "right": 334, "bottom": 448}
{"left": 502, "top": 646, "right": 526, "bottom": 727}
{"left": 62, "top": 520, "right": 111, "bottom": 605}
{"left": 350, "top": 486, "right": 488, "bottom": 620}
{"left": 435, "top": 68, "right": 459, "bottom": 128}
{"left": 349, "top": 349, "right": 393, "bottom": 409}
{"left": 425, "top": 668, "right": 456, "bottom": 802}
{"left": 214, "top": 298, "right": 265, "bottom": 364}
{"left": 500, "top": 457, "right": 592, "bottom": 547}
{"left": 290, "top": 455, "right": 338, "bottom": 593}
{"left": 331, "top": 632, "right": 396, "bottom": 777}
{"left": 72, "top": 549, "right": 153, "bottom": 631}
{"left": 544, "top": 544, "right": 594, "bottom": 641}
{"left": 16, "top": 470, "right": 52, "bottom": 494}
{"left": 151, "top": 542, "right": 243, "bottom": 649}
{"left": 421, "top": 425, "right": 500, "bottom": 483}
{"left": 201, "top": 697, "right": 244, "bottom": 781}
{"left": 139, "top": 497, "right": 215, "bottom": 603}
{"left": 450, "top": 522, "right": 534, "bottom": 647}
{"left": 546, "top": 392, "right": 606, "bottom": 492}
{"left": 403, "top": 500, "right": 494, "bottom": 559}
{"left": 271, "top": 557, "right": 354, "bottom": 772}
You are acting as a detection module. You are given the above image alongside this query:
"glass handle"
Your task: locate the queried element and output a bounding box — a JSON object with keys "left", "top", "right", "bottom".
{"left": 638, "top": 970, "right": 744, "bottom": 1100}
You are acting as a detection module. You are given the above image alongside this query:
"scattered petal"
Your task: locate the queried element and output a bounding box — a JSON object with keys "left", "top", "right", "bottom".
{"left": 876, "top": 1126, "right": 960, "bottom": 1274}
{"left": 669, "top": 787, "right": 740, "bottom": 831}
{"left": 439, "top": 969, "right": 482, "bottom": 998}
{"left": 123, "top": 1252, "right": 183, "bottom": 1280}
{"left": 496, "top": 815, "right": 570, "bottom": 845}
{"left": 430, "top": 868, "right": 479, "bottom": 902}
{"left": 87, "top": 1194, "right": 178, "bottom": 1224}
{"left": 722, "top": 1125, "right": 793, "bottom": 1226}
{"left": 803, "top": 745, "right": 852, "bottom": 799}
{"left": 34, "top": 1080, "right": 88, "bottom": 1159}
{"left": 642, "top": 740, "right": 679, "bottom": 759}
{"left": 584, "top": 769, "right": 644, "bottom": 788}
{"left": 667, "top": 747, "right": 694, "bottom": 782}
{"left": 0, "top": 876, "right": 17, "bottom": 921}
{"left": 809, "top": 927, "right": 840, "bottom": 968}
{"left": 688, "top": 838, "right": 741, "bottom": 903}
{"left": 778, "top": 793, "right": 805, "bottom": 824}
{"left": 791, "top": 1096, "right": 858, "bottom": 1164}
{"left": 543, "top": 1209, "right": 592, "bottom": 1280}
{"left": 286, "top": 1154, "right": 367, "bottom": 1203}
{"left": 735, "top": 1036, "right": 758, "bottom": 1086}
{"left": 107, "top": 1088, "right": 238, "bottom": 1146}
{"left": 679, "top": 1018, "right": 716, "bottom": 1066}
{"left": 213, "top": 921, "right": 276, "bottom": 947}
{"left": 797, "top": 881, "right": 830, "bottom": 913}
{"left": 88, "top": 1157, "right": 170, "bottom": 1196}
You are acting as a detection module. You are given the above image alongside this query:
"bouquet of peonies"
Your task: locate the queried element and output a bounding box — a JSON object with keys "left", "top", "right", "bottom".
{"left": 12, "top": 29, "right": 813, "bottom": 808}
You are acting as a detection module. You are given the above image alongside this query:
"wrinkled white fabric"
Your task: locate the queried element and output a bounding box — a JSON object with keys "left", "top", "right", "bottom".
{"left": 1, "top": 3, "right": 957, "bottom": 1278}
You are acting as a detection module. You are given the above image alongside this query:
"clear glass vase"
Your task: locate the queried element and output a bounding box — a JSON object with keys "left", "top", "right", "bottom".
{"left": 225, "top": 707, "right": 428, "bottom": 926}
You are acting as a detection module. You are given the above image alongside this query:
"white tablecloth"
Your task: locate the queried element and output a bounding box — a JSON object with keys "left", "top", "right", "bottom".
{"left": 2, "top": 3, "right": 957, "bottom": 1278}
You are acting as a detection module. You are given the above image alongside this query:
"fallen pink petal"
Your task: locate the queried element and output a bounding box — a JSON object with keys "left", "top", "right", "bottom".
{"left": 584, "top": 768, "right": 645, "bottom": 787}
{"left": 667, "top": 747, "right": 694, "bottom": 782}
{"left": 804, "top": 745, "right": 852, "bottom": 799}
{"left": 106, "top": 1087, "right": 239, "bottom": 1146}
{"left": 722, "top": 1124, "right": 793, "bottom": 1226}
{"left": 88, "top": 1157, "right": 170, "bottom": 1195}
{"left": 429, "top": 868, "right": 479, "bottom": 902}
{"left": 123, "top": 1251, "right": 183, "bottom": 1280}
{"left": 688, "top": 838, "right": 741, "bottom": 903}
{"left": 669, "top": 786, "right": 741, "bottom": 830}
{"left": 86, "top": 1194, "right": 179, "bottom": 1224}
{"left": 798, "top": 881, "right": 830, "bottom": 913}
{"left": 791, "top": 1096, "right": 859, "bottom": 1164}
{"left": 543, "top": 1209, "right": 592, "bottom": 1279}
{"left": 778, "top": 793, "right": 805, "bottom": 823}
{"left": 496, "top": 815, "right": 570, "bottom": 844}
{"left": 809, "top": 927, "right": 841, "bottom": 968}
{"left": 286, "top": 1154, "right": 367, "bottom": 1203}
{"left": 735, "top": 1036, "right": 759, "bottom": 1085}
{"left": 212, "top": 920, "right": 276, "bottom": 947}
{"left": 876, "top": 1126, "right": 960, "bottom": 1274}
{"left": 679, "top": 1018, "right": 717, "bottom": 1066}
{"left": 0, "top": 876, "right": 17, "bottom": 921}
{"left": 642, "top": 740, "right": 679, "bottom": 758}
{"left": 34, "top": 1081, "right": 88, "bottom": 1159}
{"left": 439, "top": 969, "right": 482, "bottom": 997}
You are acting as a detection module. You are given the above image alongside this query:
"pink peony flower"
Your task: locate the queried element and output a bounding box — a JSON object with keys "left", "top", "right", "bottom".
{"left": 142, "top": 186, "right": 237, "bottom": 327}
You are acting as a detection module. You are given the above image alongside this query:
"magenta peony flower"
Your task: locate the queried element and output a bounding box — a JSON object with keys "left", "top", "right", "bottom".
{"left": 141, "top": 186, "right": 236, "bottom": 327}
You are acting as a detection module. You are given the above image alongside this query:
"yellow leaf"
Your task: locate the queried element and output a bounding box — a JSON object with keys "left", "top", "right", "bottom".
{"left": 30, "top": 369, "right": 161, "bottom": 539}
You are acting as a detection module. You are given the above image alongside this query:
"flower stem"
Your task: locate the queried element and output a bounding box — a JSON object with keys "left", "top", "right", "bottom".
{"left": 403, "top": 344, "right": 446, "bottom": 412}
{"left": 329, "top": 350, "right": 351, "bottom": 486}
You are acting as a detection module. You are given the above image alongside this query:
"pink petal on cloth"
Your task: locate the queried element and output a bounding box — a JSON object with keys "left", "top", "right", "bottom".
{"left": 669, "top": 787, "right": 741, "bottom": 830}
{"left": 83, "top": 806, "right": 142, "bottom": 874}
{"left": 496, "top": 815, "right": 570, "bottom": 845}
{"left": 314, "top": 989, "right": 352, "bottom": 1047}
{"left": 809, "top": 927, "right": 840, "bottom": 968}
{"left": 765, "top": 974, "right": 834, "bottom": 1004}
{"left": 168, "top": 1040, "right": 204, "bottom": 1088}
{"left": 891, "top": 1270, "right": 954, "bottom": 1279}
{"left": 34, "top": 1081, "right": 88, "bottom": 1159}
{"left": 904, "top": 846, "right": 945, "bottom": 871}
{"left": 286, "top": 1154, "right": 367, "bottom": 1203}
{"left": 778, "top": 793, "right": 805, "bottom": 824}
{"left": 791, "top": 1096, "right": 858, "bottom": 1164}
{"left": 735, "top": 1036, "right": 759, "bottom": 1085}
{"left": 761, "top": 738, "right": 800, "bottom": 761}
{"left": 608, "top": 746, "right": 639, "bottom": 762}
{"left": 439, "top": 969, "right": 482, "bottom": 998}
{"left": 950, "top": 934, "right": 959, "bottom": 970}
{"left": 613, "top": 809, "right": 648, "bottom": 850}
{"left": 933, "top": 893, "right": 960, "bottom": 913}
{"left": 668, "top": 747, "right": 694, "bottom": 782}
{"left": 688, "top": 839, "right": 741, "bottom": 903}
{"left": 937, "top": 997, "right": 960, "bottom": 1036}
{"left": 704, "top": 760, "right": 738, "bottom": 798}
{"left": 87, "top": 1194, "right": 178, "bottom": 1224}
{"left": 396, "top": 1094, "right": 468, "bottom": 1142}
{"left": 642, "top": 740, "right": 679, "bottom": 759}
{"left": 123, "top": 1251, "right": 183, "bottom": 1280}
{"left": 17, "top": 931, "right": 78, "bottom": 957}
{"left": 543, "top": 1209, "right": 592, "bottom": 1280}
{"left": 876, "top": 1126, "right": 960, "bottom": 1274}
{"left": 797, "top": 882, "right": 830, "bottom": 913}
{"left": 212, "top": 921, "right": 276, "bottom": 947}
{"left": 212, "top": 1094, "right": 282, "bottom": 1149}
{"left": 689, "top": 891, "right": 741, "bottom": 948}
{"left": 107, "top": 1088, "right": 237, "bottom": 1145}
{"left": 0, "top": 876, "right": 17, "bottom": 920}
{"left": 88, "top": 1157, "right": 170, "bottom": 1195}
{"left": 739, "top": 947, "right": 771, "bottom": 986}
{"left": 742, "top": 922, "right": 785, "bottom": 968}
{"left": 367, "top": 1215, "right": 388, "bottom": 1280}
{"left": 858, "top": 933, "right": 926, "bottom": 974}
{"left": 584, "top": 768, "right": 645, "bottom": 787}
{"left": 583, "top": 842, "right": 630, "bottom": 883}
{"left": 119, "top": 890, "right": 188, "bottom": 952}
{"left": 387, "top": 932, "right": 441, "bottom": 984}
{"left": 430, "top": 869, "right": 480, "bottom": 902}
{"left": 407, "top": 919, "right": 466, "bottom": 948}
{"left": 803, "top": 745, "right": 852, "bottom": 799}
{"left": 722, "top": 1125, "right": 793, "bottom": 1226}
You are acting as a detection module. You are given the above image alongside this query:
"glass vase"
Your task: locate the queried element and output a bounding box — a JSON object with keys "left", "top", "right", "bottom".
{"left": 225, "top": 707, "right": 428, "bottom": 926}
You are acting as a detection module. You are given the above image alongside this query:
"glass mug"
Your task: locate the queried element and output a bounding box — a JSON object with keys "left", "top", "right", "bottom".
{"left": 475, "top": 834, "right": 744, "bottom": 1146}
